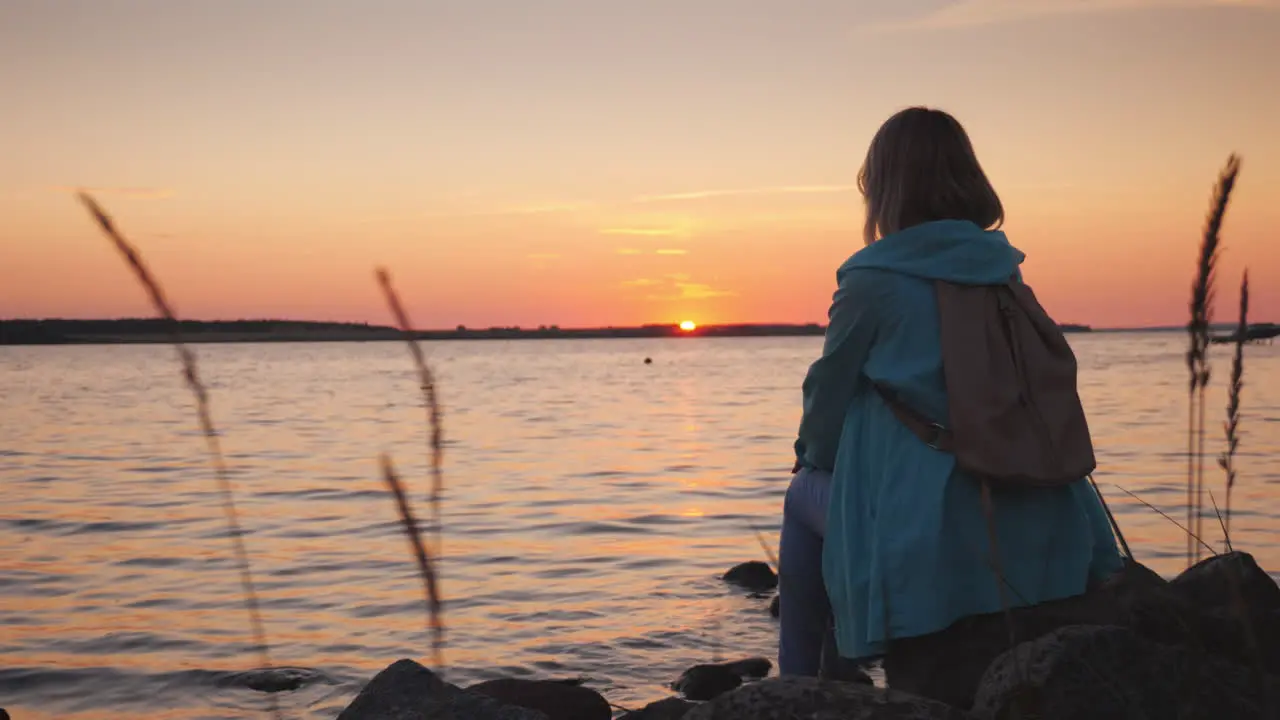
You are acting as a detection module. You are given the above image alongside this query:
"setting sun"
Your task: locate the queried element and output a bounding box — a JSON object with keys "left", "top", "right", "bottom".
{"left": 679, "top": 320, "right": 697, "bottom": 332}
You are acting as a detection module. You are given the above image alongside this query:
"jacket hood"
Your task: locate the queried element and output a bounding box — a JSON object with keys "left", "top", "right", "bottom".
{"left": 839, "top": 219, "right": 1025, "bottom": 285}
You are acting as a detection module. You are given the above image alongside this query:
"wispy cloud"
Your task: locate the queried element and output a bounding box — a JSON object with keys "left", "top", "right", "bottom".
{"left": 863, "top": 0, "right": 1276, "bottom": 32}
{"left": 622, "top": 273, "right": 736, "bottom": 301}
{"left": 435, "top": 202, "right": 587, "bottom": 219}
{"left": 660, "top": 282, "right": 736, "bottom": 301}
{"left": 501, "top": 202, "right": 589, "bottom": 216}
{"left": 655, "top": 249, "right": 688, "bottom": 255}
{"left": 51, "top": 185, "right": 174, "bottom": 200}
{"left": 632, "top": 185, "right": 856, "bottom": 203}
{"left": 616, "top": 248, "right": 644, "bottom": 255}
{"left": 600, "top": 227, "right": 684, "bottom": 236}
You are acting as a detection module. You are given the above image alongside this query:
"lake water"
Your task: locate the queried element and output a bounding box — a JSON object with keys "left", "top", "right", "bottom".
{"left": 2, "top": 334, "right": 1278, "bottom": 719}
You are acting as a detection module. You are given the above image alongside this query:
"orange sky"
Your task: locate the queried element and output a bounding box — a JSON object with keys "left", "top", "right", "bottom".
{"left": 2, "top": 0, "right": 1278, "bottom": 329}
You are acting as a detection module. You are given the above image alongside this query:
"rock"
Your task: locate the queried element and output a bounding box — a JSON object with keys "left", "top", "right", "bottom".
{"left": 672, "top": 664, "right": 741, "bottom": 701}
{"left": 0, "top": 708, "right": 8, "bottom": 720}
{"left": 1170, "top": 551, "right": 1280, "bottom": 620}
{"left": 619, "top": 697, "right": 695, "bottom": 720}
{"left": 1115, "top": 553, "right": 1280, "bottom": 674}
{"left": 972, "top": 624, "right": 1280, "bottom": 720}
{"left": 683, "top": 676, "right": 971, "bottom": 720}
{"left": 720, "top": 657, "right": 772, "bottom": 679}
{"left": 723, "top": 561, "right": 777, "bottom": 592}
{"left": 466, "top": 678, "right": 611, "bottom": 720}
{"left": 882, "top": 578, "right": 1127, "bottom": 709}
{"left": 673, "top": 657, "right": 775, "bottom": 701}
{"left": 768, "top": 595, "right": 780, "bottom": 618}
{"left": 337, "top": 659, "right": 547, "bottom": 720}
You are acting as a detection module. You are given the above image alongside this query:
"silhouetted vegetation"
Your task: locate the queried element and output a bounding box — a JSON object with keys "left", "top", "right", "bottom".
{"left": 0, "top": 318, "right": 1096, "bottom": 346}
{"left": 76, "top": 193, "right": 281, "bottom": 720}
{"left": 1186, "top": 154, "right": 1240, "bottom": 565}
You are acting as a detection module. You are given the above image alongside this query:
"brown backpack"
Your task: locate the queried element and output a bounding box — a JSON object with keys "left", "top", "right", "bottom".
{"left": 876, "top": 275, "right": 1097, "bottom": 489}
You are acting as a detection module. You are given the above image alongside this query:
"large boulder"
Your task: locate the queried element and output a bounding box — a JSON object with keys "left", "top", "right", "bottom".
{"left": 972, "top": 624, "right": 1280, "bottom": 720}
{"left": 619, "top": 697, "right": 696, "bottom": 720}
{"left": 682, "top": 676, "right": 971, "bottom": 720}
{"left": 1121, "top": 551, "right": 1280, "bottom": 673}
{"left": 466, "top": 678, "right": 611, "bottom": 720}
{"left": 336, "top": 659, "right": 548, "bottom": 720}
{"left": 1170, "top": 551, "right": 1280, "bottom": 617}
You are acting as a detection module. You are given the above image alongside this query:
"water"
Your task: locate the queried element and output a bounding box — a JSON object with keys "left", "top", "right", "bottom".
{"left": 1, "top": 334, "right": 1277, "bottom": 719}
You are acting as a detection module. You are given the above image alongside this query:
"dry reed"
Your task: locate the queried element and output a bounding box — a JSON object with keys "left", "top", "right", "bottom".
{"left": 747, "top": 522, "right": 779, "bottom": 571}
{"left": 1208, "top": 490, "right": 1231, "bottom": 554}
{"left": 1219, "top": 270, "right": 1248, "bottom": 546}
{"left": 76, "top": 192, "right": 279, "bottom": 719}
{"left": 1113, "top": 484, "right": 1216, "bottom": 558}
{"left": 1185, "top": 154, "right": 1240, "bottom": 565}
{"left": 1088, "top": 475, "right": 1132, "bottom": 559}
{"left": 380, "top": 453, "right": 445, "bottom": 671}
{"left": 376, "top": 268, "right": 444, "bottom": 559}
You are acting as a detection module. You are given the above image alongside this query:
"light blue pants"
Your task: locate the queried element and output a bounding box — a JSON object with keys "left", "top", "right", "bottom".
{"left": 778, "top": 466, "right": 840, "bottom": 676}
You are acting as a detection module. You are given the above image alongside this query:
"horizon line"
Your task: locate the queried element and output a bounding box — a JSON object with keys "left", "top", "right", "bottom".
{"left": 6, "top": 316, "right": 1261, "bottom": 333}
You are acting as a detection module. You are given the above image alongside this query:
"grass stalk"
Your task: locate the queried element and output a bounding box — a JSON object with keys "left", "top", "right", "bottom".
{"left": 376, "top": 268, "right": 444, "bottom": 559}
{"left": 1219, "top": 270, "right": 1248, "bottom": 547}
{"left": 1186, "top": 153, "right": 1240, "bottom": 565}
{"left": 747, "top": 522, "right": 779, "bottom": 572}
{"left": 1112, "top": 484, "right": 1216, "bottom": 558}
{"left": 380, "top": 454, "right": 445, "bottom": 671}
{"left": 1088, "top": 475, "right": 1132, "bottom": 559}
{"left": 77, "top": 193, "right": 279, "bottom": 718}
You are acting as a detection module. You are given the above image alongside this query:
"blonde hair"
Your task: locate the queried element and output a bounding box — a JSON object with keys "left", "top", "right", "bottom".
{"left": 857, "top": 107, "right": 1004, "bottom": 245}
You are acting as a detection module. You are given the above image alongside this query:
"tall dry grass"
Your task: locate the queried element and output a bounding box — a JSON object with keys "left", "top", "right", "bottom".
{"left": 1185, "top": 154, "right": 1240, "bottom": 566}
{"left": 380, "top": 453, "right": 445, "bottom": 672}
{"left": 373, "top": 268, "right": 446, "bottom": 672}
{"left": 76, "top": 193, "right": 280, "bottom": 719}
{"left": 1219, "top": 270, "right": 1248, "bottom": 546}
{"left": 375, "top": 268, "right": 444, "bottom": 559}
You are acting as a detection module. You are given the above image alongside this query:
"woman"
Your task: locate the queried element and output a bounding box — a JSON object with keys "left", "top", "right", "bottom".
{"left": 779, "top": 107, "right": 1123, "bottom": 702}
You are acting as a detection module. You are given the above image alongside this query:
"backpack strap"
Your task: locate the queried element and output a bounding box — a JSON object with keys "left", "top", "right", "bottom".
{"left": 873, "top": 382, "right": 955, "bottom": 453}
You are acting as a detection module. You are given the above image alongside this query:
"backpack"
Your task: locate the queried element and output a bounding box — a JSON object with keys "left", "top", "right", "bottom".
{"left": 875, "top": 275, "right": 1097, "bottom": 489}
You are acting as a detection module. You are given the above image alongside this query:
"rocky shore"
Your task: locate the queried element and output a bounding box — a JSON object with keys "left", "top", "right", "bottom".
{"left": 337, "top": 551, "right": 1280, "bottom": 719}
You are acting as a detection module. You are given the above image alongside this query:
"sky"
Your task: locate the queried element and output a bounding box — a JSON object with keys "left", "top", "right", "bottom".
{"left": 2, "top": 0, "right": 1278, "bottom": 329}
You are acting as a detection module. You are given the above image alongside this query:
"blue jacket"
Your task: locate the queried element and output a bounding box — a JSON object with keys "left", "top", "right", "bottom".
{"left": 796, "top": 219, "right": 1123, "bottom": 660}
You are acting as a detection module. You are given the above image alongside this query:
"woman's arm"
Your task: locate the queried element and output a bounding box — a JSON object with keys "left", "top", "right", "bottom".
{"left": 795, "top": 269, "right": 881, "bottom": 471}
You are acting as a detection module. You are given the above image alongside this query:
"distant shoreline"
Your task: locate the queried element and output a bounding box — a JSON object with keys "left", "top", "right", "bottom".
{"left": 1, "top": 318, "right": 1101, "bottom": 346}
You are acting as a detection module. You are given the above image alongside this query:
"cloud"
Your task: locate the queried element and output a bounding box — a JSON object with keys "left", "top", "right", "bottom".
{"left": 632, "top": 185, "right": 857, "bottom": 203}
{"left": 600, "top": 227, "right": 683, "bottom": 236}
{"left": 500, "top": 202, "right": 589, "bottom": 216}
{"left": 442, "top": 202, "right": 587, "bottom": 219}
{"left": 616, "top": 248, "right": 644, "bottom": 255}
{"left": 358, "top": 201, "right": 589, "bottom": 223}
{"left": 51, "top": 185, "right": 174, "bottom": 200}
{"left": 527, "top": 253, "right": 560, "bottom": 260}
{"left": 655, "top": 249, "right": 688, "bottom": 255}
{"left": 863, "top": 0, "right": 1277, "bottom": 31}
{"left": 661, "top": 282, "right": 737, "bottom": 300}
{"left": 622, "top": 273, "right": 736, "bottom": 301}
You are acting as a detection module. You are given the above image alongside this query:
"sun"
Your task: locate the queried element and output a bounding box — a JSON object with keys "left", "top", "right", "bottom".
{"left": 679, "top": 320, "right": 697, "bottom": 332}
